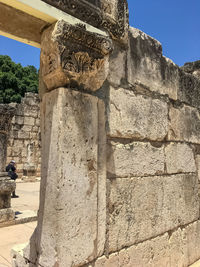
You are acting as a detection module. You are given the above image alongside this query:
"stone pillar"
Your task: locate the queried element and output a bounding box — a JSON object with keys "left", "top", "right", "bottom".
{"left": 12, "top": 1, "right": 129, "bottom": 266}
{"left": 12, "top": 19, "right": 113, "bottom": 267}
{"left": 37, "top": 20, "right": 113, "bottom": 267}
{"left": 0, "top": 105, "right": 16, "bottom": 223}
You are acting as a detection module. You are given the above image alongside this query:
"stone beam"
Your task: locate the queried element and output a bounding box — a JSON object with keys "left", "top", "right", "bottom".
{"left": 0, "top": 2, "right": 47, "bottom": 48}
{"left": 0, "top": 0, "right": 108, "bottom": 47}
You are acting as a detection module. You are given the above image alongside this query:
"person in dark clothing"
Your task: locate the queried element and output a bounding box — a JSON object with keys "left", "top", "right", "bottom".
{"left": 6, "top": 160, "right": 19, "bottom": 198}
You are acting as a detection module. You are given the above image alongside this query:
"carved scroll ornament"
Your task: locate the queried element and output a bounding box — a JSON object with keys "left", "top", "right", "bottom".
{"left": 40, "top": 20, "right": 113, "bottom": 92}
{"left": 41, "top": 0, "right": 129, "bottom": 42}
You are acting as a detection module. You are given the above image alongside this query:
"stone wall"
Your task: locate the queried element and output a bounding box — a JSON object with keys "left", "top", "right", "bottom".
{"left": 87, "top": 27, "right": 200, "bottom": 267}
{"left": 12, "top": 19, "right": 200, "bottom": 267}
{"left": 6, "top": 93, "right": 41, "bottom": 179}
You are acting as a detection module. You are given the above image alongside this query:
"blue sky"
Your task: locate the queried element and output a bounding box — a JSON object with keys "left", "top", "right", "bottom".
{"left": 0, "top": 0, "right": 199, "bottom": 69}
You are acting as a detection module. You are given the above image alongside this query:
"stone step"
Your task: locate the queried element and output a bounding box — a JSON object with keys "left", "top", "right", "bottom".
{"left": 0, "top": 210, "right": 37, "bottom": 228}
{"left": 189, "top": 260, "right": 200, "bottom": 267}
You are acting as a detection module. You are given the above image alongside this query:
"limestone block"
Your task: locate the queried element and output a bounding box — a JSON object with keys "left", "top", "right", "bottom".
{"left": 24, "top": 117, "right": 35, "bottom": 126}
{"left": 107, "top": 141, "right": 165, "bottom": 178}
{"left": 30, "top": 132, "right": 37, "bottom": 139}
{"left": 24, "top": 106, "right": 39, "bottom": 118}
{"left": 178, "top": 69, "right": 200, "bottom": 109}
{"left": 108, "top": 86, "right": 168, "bottom": 141}
{"left": 165, "top": 143, "right": 196, "bottom": 174}
{"left": 7, "top": 138, "right": 14, "bottom": 146}
{"left": 9, "top": 130, "right": 18, "bottom": 139}
{"left": 169, "top": 220, "right": 200, "bottom": 267}
{"left": 127, "top": 27, "right": 179, "bottom": 100}
{"left": 107, "top": 44, "right": 127, "bottom": 87}
{"left": 18, "top": 131, "right": 30, "bottom": 139}
{"left": 7, "top": 147, "right": 12, "bottom": 157}
{"left": 11, "top": 243, "right": 31, "bottom": 267}
{"left": 0, "top": 134, "right": 7, "bottom": 171}
{"left": 34, "top": 88, "right": 106, "bottom": 267}
{"left": 35, "top": 118, "right": 40, "bottom": 127}
{"left": 107, "top": 174, "right": 199, "bottom": 252}
{"left": 195, "top": 155, "right": 200, "bottom": 182}
{"left": 21, "top": 125, "right": 32, "bottom": 132}
{"left": 91, "top": 234, "right": 170, "bottom": 267}
{"left": 0, "top": 208, "right": 15, "bottom": 223}
{"left": 22, "top": 93, "right": 40, "bottom": 106}
{"left": 32, "top": 126, "right": 39, "bottom": 133}
{"left": 92, "top": 221, "right": 200, "bottom": 267}
{"left": 12, "top": 147, "right": 22, "bottom": 157}
{"left": 14, "top": 115, "right": 24, "bottom": 125}
{"left": 168, "top": 105, "right": 200, "bottom": 144}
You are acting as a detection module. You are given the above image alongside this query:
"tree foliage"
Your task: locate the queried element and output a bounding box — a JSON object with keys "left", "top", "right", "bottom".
{"left": 0, "top": 55, "right": 38, "bottom": 103}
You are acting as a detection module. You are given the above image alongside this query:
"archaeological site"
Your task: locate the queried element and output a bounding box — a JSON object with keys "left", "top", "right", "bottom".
{"left": 0, "top": 0, "right": 200, "bottom": 266}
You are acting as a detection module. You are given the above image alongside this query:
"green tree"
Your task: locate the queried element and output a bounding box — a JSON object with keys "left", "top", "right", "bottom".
{"left": 0, "top": 55, "right": 38, "bottom": 103}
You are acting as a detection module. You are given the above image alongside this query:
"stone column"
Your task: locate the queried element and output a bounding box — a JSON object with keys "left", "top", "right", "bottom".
{"left": 12, "top": 1, "right": 129, "bottom": 266}
{"left": 38, "top": 20, "right": 112, "bottom": 267}
{"left": 12, "top": 20, "right": 112, "bottom": 267}
{"left": 0, "top": 105, "right": 16, "bottom": 223}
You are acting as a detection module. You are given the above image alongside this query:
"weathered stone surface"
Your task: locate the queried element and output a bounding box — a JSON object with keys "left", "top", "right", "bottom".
{"left": 91, "top": 220, "right": 200, "bottom": 267}
{"left": 165, "top": 143, "right": 196, "bottom": 174}
{"left": 195, "top": 155, "right": 200, "bottom": 183}
{"left": 24, "top": 117, "right": 35, "bottom": 126}
{"left": 0, "top": 175, "right": 16, "bottom": 210}
{"left": 0, "top": 134, "right": 7, "bottom": 172}
{"left": 108, "top": 86, "right": 168, "bottom": 141}
{"left": 41, "top": 0, "right": 129, "bottom": 41}
{"left": 107, "top": 44, "right": 127, "bottom": 87}
{"left": 41, "top": 20, "right": 113, "bottom": 93}
{"left": 24, "top": 88, "right": 106, "bottom": 267}
{"left": 178, "top": 69, "right": 200, "bottom": 109}
{"left": 107, "top": 174, "right": 199, "bottom": 252}
{"left": 168, "top": 104, "right": 200, "bottom": 144}
{"left": 127, "top": 27, "right": 179, "bottom": 100}
{"left": 0, "top": 104, "right": 16, "bottom": 133}
{"left": 0, "top": 208, "right": 15, "bottom": 223}
{"left": 107, "top": 141, "right": 165, "bottom": 177}
{"left": 181, "top": 60, "right": 200, "bottom": 78}
{"left": 169, "top": 220, "right": 200, "bottom": 267}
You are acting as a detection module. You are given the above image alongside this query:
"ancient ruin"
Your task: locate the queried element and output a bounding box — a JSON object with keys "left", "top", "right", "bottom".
{"left": 0, "top": 105, "right": 16, "bottom": 223}
{"left": 7, "top": 93, "right": 41, "bottom": 181}
{"left": 0, "top": 0, "right": 200, "bottom": 266}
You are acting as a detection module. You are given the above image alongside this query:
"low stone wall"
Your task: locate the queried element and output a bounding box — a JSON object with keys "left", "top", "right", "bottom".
{"left": 6, "top": 93, "right": 41, "bottom": 179}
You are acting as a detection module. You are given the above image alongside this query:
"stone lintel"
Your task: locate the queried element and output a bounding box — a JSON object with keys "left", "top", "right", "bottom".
{"left": 41, "top": 0, "right": 129, "bottom": 42}
{"left": 40, "top": 20, "right": 113, "bottom": 93}
{"left": 0, "top": 2, "right": 48, "bottom": 47}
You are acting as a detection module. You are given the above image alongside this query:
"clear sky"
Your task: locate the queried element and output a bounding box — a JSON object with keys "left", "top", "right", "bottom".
{"left": 0, "top": 0, "right": 199, "bottom": 69}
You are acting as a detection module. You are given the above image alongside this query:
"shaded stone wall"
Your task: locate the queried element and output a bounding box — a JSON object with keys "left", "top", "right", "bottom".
{"left": 6, "top": 93, "right": 41, "bottom": 179}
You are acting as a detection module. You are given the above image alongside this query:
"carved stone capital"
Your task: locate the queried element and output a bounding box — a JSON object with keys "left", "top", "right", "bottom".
{"left": 40, "top": 20, "right": 113, "bottom": 92}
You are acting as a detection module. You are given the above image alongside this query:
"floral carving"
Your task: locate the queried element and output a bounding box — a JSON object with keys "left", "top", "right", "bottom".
{"left": 41, "top": 20, "right": 112, "bottom": 92}
{"left": 62, "top": 51, "right": 104, "bottom": 74}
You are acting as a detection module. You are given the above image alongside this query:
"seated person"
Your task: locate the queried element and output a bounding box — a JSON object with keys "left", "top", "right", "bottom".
{"left": 6, "top": 160, "right": 19, "bottom": 198}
